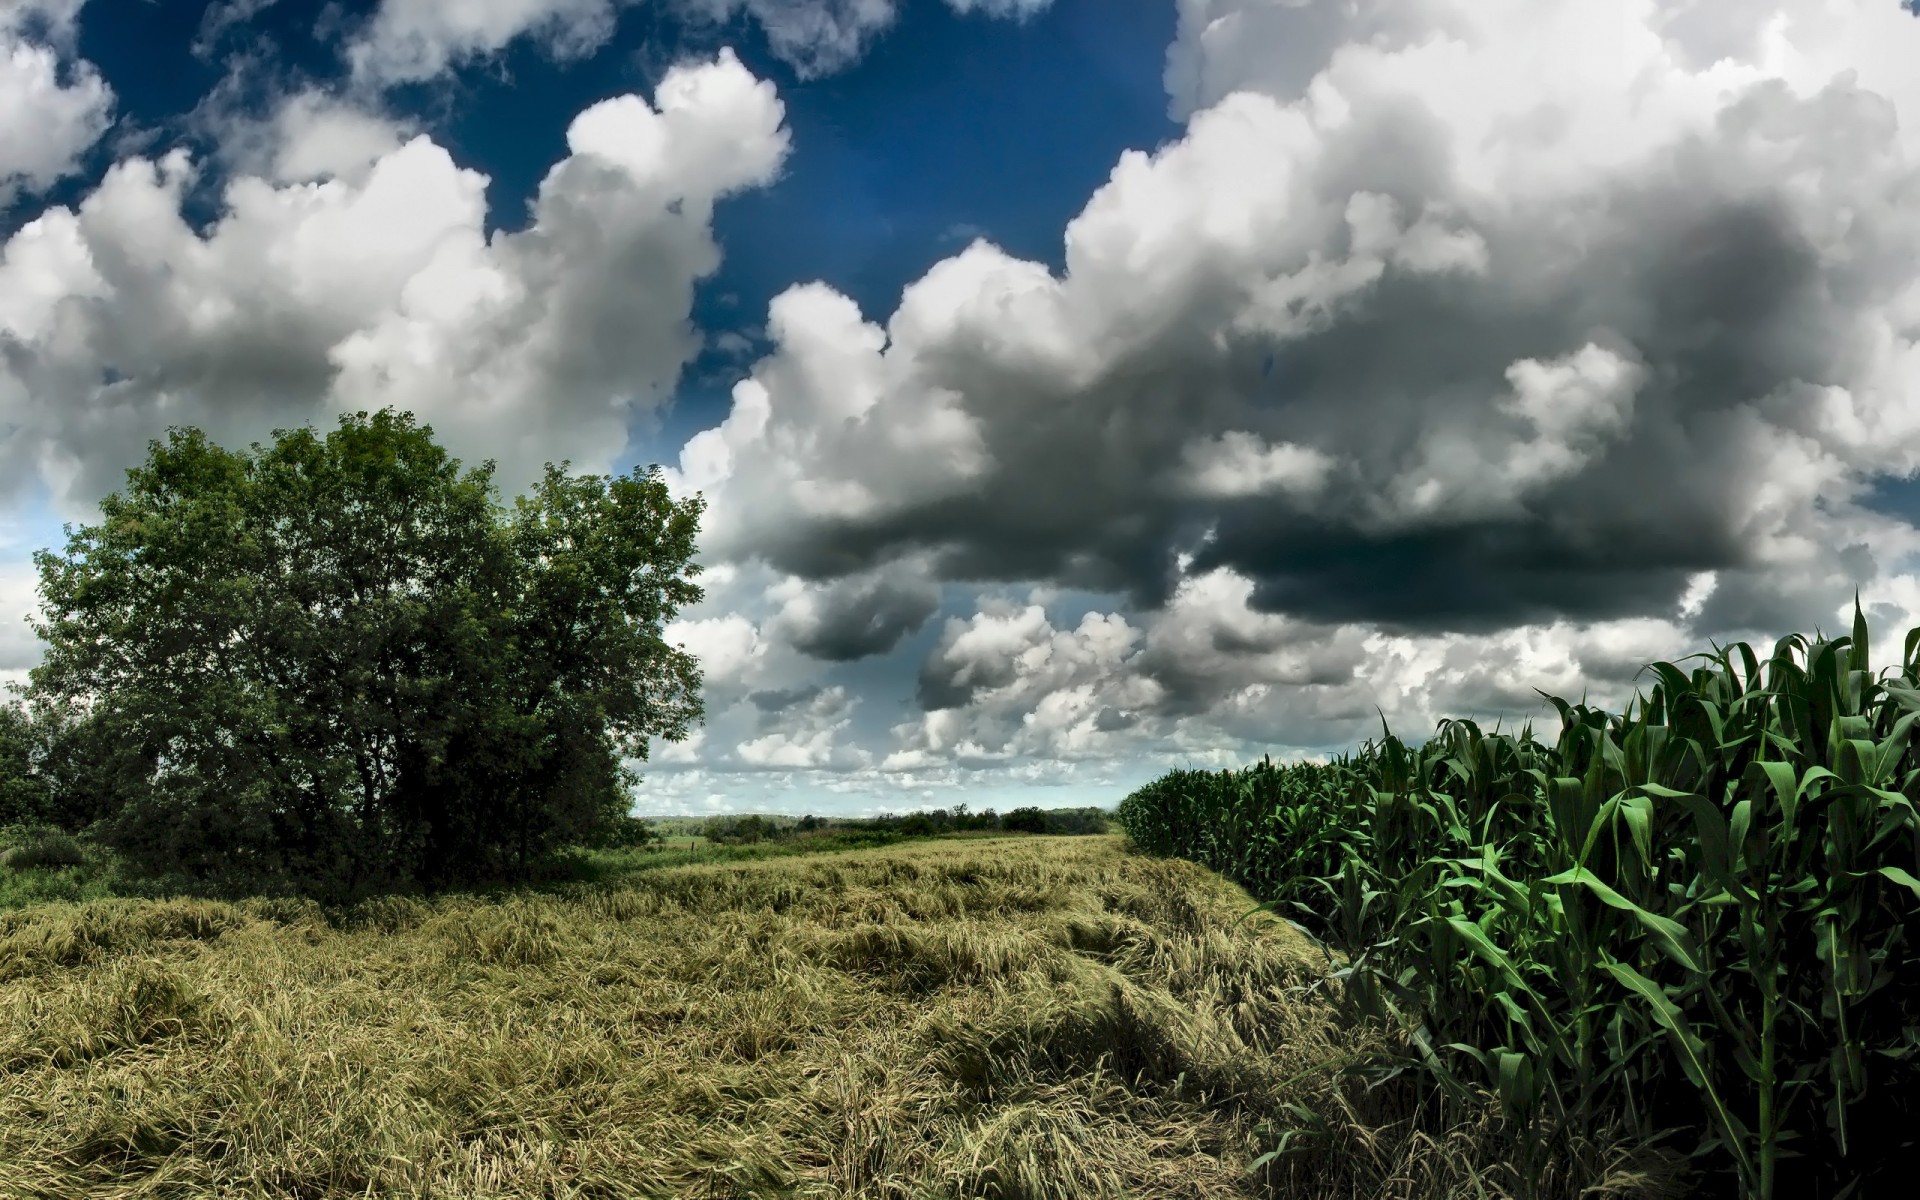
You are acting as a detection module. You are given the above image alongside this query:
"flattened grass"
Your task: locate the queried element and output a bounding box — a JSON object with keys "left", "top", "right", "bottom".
{"left": 0, "top": 836, "right": 1685, "bottom": 1198}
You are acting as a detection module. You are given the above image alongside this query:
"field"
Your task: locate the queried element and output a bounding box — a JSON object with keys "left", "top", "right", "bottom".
{"left": 0, "top": 835, "right": 1683, "bottom": 1199}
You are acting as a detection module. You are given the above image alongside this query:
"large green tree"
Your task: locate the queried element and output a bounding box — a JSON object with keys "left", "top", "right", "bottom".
{"left": 26, "top": 410, "right": 706, "bottom": 896}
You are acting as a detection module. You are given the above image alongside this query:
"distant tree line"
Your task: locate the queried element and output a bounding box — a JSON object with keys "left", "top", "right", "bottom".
{"left": 0, "top": 411, "right": 706, "bottom": 900}
{"left": 686, "top": 805, "right": 1112, "bottom": 845}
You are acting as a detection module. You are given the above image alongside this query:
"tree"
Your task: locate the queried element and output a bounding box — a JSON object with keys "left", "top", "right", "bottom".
{"left": 1001, "top": 807, "right": 1048, "bottom": 834}
{"left": 26, "top": 410, "right": 706, "bottom": 897}
{"left": 0, "top": 701, "right": 49, "bottom": 827}
{"left": 0, "top": 696, "right": 136, "bottom": 833}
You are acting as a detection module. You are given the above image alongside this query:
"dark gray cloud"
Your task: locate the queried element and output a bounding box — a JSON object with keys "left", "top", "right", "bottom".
{"left": 770, "top": 569, "right": 941, "bottom": 661}
{"left": 708, "top": 91, "right": 1915, "bottom": 646}
{"left": 747, "top": 683, "right": 822, "bottom": 713}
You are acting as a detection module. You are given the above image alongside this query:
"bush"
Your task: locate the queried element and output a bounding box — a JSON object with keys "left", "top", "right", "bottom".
{"left": 593, "top": 815, "right": 661, "bottom": 850}
{"left": 1039, "top": 806, "right": 1111, "bottom": 835}
{"left": 0, "top": 826, "right": 88, "bottom": 871}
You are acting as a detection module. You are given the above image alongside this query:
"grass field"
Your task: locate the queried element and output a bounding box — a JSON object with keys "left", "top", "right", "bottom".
{"left": 0, "top": 835, "right": 1690, "bottom": 1199}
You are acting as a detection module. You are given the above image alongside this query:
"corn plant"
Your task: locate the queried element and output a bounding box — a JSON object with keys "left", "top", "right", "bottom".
{"left": 1115, "top": 596, "right": 1920, "bottom": 1199}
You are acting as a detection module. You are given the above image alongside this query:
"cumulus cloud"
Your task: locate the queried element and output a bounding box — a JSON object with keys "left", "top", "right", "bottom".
{"left": 341, "top": 0, "right": 1059, "bottom": 88}
{"left": 0, "top": 48, "right": 789, "bottom": 512}
{"left": 0, "top": 0, "right": 113, "bottom": 207}
{"left": 675, "top": 0, "right": 898, "bottom": 80}
{"left": 734, "top": 682, "right": 871, "bottom": 769}
{"left": 192, "top": 0, "right": 282, "bottom": 60}
{"left": 344, "top": 0, "right": 629, "bottom": 86}
{"left": 765, "top": 559, "right": 941, "bottom": 660}
{"left": 197, "top": 84, "right": 417, "bottom": 187}
{"left": 667, "top": 0, "right": 1920, "bottom": 665}
{"left": 885, "top": 556, "right": 1861, "bottom": 779}
{"left": 12, "top": 0, "right": 1920, "bottom": 803}
{"left": 678, "top": 1, "right": 1056, "bottom": 79}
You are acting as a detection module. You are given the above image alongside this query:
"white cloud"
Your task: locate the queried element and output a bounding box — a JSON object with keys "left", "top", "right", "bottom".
{"left": 345, "top": 0, "right": 628, "bottom": 86}
{"left": 734, "top": 684, "right": 871, "bottom": 769}
{"left": 661, "top": 276, "right": 991, "bottom": 563}
{"left": 624, "top": 0, "right": 1920, "bottom": 801}
{"left": 945, "top": 0, "right": 1051, "bottom": 16}
{"left": 670, "top": 0, "right": 1920, "bottom": 632}
{"left": 342, "top": 0, "right": 1060, "bottom": 88}
{"left": 0, "top": 49, "right": 790, "bottom": 512}
{"left": 0, "top": 0, "right": 87, "bottom": 44}
{"left": 0, "top": 0, "right": 112, "bottom": 206}
{"left": 218, "top": 88, "right": 416, "bottom": 187}
{"left": 192, "top": 0, "right": 282, "bottom": 60}
{"left": 677, "top": 0, "right": 898, "bottom": 81}
{"left": 1176, "top": 431, "right": 1336, "bottom": 501}
{"left": 1379, "top": 342, "right": 1647, "bottom": 525}
{"left": 685, "top": 1, "right": 1060, "bottom": 80}
{"left": 11, "top": 0, "right": 1920, "bottom": 816}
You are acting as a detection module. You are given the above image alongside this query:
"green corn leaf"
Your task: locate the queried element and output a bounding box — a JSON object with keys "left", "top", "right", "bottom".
{"left": 1600, "top": 956, "right": 1755, "bottom": 1181}
{"left": 1636, "top": 782, "right": 1697, "bottom": 799}
{"left": 1541, "top": 865, "right": 1704, "bottom": 974}
{"left": 1442, "top": 915, "right": 1544, "bottom": 1001}
{"left": 1878, "top": 865, "right": 1920, "bottom": 902}
{"left": 1497, "top": 1049, "right": 1536, "bottom": 1118}
{"left": 1674, "top": 794, "right": 1754, "bottom": 908}
{"left": 1620, "top": 792, "right": 1654, "bottom": 868}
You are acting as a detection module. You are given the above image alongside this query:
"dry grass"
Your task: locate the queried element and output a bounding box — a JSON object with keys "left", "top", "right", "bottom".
{"left": 0, "top": 835, "right": 1693, "bottom": 1199}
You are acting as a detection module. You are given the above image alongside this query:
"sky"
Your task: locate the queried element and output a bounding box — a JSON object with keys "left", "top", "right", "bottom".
{"left": 5, "top": 1, "right": 1920, "bottom": 819}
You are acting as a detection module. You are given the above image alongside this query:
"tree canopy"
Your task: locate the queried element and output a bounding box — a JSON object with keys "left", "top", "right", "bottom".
{"left": 16, "top": 410, "right": 706, "bottom": 898}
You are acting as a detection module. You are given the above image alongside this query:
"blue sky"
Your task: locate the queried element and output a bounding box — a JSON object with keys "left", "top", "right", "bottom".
{"left": 6, "top": 0, "right": 1920, "bottom": 817}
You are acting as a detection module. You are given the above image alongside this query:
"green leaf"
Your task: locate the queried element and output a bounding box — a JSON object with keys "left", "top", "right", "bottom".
{"left": 1541, "top": 865, "right": 1704, "bottom": 973}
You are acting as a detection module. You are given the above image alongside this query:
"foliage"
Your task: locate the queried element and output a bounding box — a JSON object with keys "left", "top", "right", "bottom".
{"left": 0, "top": 704, "right": 48, "bottom": 828}
{"left": 592, "top": 815, "right": 661, "bottom": 850}
{"left": 24, "top": 411, "right": 706, "bottom": 899}
{"left": 1001, "top": 806, "right": 1049, "bottom": 834}
{"left": 1116, "top": 596, "right": 1920, "bottom": 1200}
{"left": 0, "top": 825, "right": 87, "bottom": 871}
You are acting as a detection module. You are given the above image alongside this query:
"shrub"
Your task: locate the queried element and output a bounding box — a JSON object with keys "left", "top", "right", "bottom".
{"left": 594, "top": 816, "right": 661, "bottom": 850}
{"left": 0, "top": 827, "right": 88, "bottom": 871}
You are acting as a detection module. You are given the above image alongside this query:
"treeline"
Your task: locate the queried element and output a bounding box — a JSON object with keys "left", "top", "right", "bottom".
{"left": 669, "top": 805, "right": 1111, "bottom": 845}
{"left": 0, "top": 411, "right": 707, "bottom": 901}
{"left": 1114, "top": 599, "right": 1920, "bottom": 1200}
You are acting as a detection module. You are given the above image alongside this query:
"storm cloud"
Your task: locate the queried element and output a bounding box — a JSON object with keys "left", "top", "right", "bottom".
{"left": 673, "top": 5, "right": 1920, "bottom": 651}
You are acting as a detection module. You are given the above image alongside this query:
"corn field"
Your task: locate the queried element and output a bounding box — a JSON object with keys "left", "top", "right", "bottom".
{"left": 1115, "top": 598, "right": 1920, "bottom": 1200}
